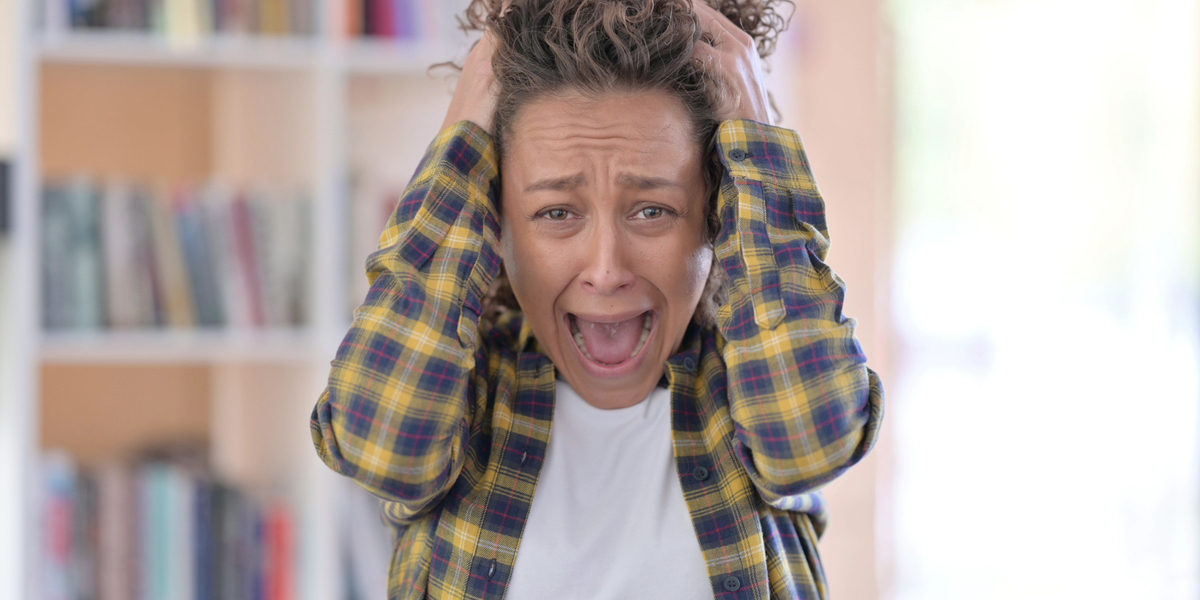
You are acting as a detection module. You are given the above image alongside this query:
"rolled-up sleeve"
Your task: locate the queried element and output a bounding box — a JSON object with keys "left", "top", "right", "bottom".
{"left": 311, "top": 122, "right": 502, "bottom": 520}
{"left": 713, "top": 120, "right": 885, "bottom": 505}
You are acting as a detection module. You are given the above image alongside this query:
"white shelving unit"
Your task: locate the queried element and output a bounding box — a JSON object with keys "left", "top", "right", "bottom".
{"left": 6, "top": 1, "right": 472, "bottom": 599}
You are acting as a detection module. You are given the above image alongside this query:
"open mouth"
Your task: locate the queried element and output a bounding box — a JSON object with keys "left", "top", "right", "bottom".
{"left": 568, "top": 311, "right": 654, "bottom": 366}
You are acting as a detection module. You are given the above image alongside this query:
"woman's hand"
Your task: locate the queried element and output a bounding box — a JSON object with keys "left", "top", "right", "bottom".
{"left": 441, "top": 31, "right": 500, "bottom": 134}
{"left": 692, "top": 1, "right": 774, "bottom": 125}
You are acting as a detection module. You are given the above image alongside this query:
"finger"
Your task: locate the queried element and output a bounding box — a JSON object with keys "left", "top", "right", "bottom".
{"left": 693, "top": 0, "right": 732, "bottom": 36}
{"left": 693, "top": 1, "right": 753, "bottom": 48}
{"left": 691, "top": 37, "right": 719, "bottom": 62}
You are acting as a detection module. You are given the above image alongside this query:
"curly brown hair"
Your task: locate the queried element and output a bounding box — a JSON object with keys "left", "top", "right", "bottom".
{"left": 462, "top": 0, "right": 793, "bottom": 328}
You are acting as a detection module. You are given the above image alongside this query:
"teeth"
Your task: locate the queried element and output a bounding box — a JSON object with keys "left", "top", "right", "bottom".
{"left": 569, "top": 312, "right": 653, "bottom": 365}
{"left": 631, "top": 312, "right": 652, "bottom": 357}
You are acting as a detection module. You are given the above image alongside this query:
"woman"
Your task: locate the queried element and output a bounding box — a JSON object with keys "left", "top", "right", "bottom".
{"left": 311, "top": 1, "right": 884, "bottom": 598}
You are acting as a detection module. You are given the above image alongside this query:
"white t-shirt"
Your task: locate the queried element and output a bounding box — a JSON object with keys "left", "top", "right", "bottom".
{"left": 505, "top": 380, "right": 716, "bottom": 600}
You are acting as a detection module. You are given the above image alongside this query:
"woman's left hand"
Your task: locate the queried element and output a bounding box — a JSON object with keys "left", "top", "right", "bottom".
{"left": 692, "top": 1, "right": 774, "bottom": 125}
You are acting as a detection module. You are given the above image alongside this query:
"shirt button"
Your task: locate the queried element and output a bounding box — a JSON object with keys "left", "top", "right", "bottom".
{"left": 487, "top": 559, "right": 496, "bottom": 579}
{"left": 728, "top": 148, "right": 747, "bottom": 161}
{"left": 693, "top": 466, "right": 710, "bottom": 481}
{"left": 520, "top": 450, "right": 528, "bottom": 466}
{"left": 723, "top": 576, "right": 741, "bottom": 591}
{"left": 682, "top": 357, "right": 697, "bottom": 372}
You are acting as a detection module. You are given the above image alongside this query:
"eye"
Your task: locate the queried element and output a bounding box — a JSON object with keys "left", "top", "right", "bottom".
{"left": 540, "top": 208, "right": 572, "bottom": 220}
{"left": 634, "top": 206, "right": 670, "bottom": 219}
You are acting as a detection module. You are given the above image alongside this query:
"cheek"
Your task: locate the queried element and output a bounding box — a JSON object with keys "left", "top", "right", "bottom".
{"left": 657, "top": 218, "right": 713, "bottom": 306}
{"left": 501, "top": 221, "right": 566, "bottom": 313}
{"left": 683, "top": 245, "right": 714, "bottom": 296}
{"left": 665, "top": 242, "right": 713, "bottom": 315}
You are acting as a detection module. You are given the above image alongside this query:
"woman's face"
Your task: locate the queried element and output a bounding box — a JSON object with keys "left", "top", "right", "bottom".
{"left": 501, "top": 90, "right": 712, "bottom": 409}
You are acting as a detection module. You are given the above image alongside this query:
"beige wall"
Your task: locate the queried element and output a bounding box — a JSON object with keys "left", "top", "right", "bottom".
{"left": 40, "top": 65, "right": 215, "bottom": 181}
{"left": 778, "top": 1, "right": 894, "bottom": 599}
{"left": 41, "top": 364, "right": 212, "bottom": 463}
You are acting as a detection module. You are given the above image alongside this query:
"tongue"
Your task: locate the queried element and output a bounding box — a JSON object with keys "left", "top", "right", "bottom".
{"left": 576, "top": 314, "right": 644, "bottom": 364}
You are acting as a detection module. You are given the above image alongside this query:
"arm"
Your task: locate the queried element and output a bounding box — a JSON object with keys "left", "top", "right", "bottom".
{"left": 713, "top": 119, "right": 884, "bottom": 503}
{"left": 311, "top": 31, "right": 501, "bottom": 519}
{"left": 310, "top": 122, "right": 501, "bottom": 518}
{"left": 692, "top": 0, "right": 883, "bottom": 505}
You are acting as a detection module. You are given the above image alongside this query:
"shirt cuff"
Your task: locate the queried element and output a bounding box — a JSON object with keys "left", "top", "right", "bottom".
{"left": 714, "top": 120, "right": 817, "bottom": 214}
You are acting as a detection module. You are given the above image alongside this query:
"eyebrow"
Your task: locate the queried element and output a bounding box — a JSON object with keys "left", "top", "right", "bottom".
{"left": 525, "top": 174, "right": 585, "bottom": 193}
{"left": 617, "top": 174, "right": 682, "bottom": 190}
{"left": 524, "top": 173, "right": 681, "bottom": 193}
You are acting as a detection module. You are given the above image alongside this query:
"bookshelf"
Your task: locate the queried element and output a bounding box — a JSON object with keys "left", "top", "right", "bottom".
{"left": 6, "top": 1, "right": 474, "bottom": 599}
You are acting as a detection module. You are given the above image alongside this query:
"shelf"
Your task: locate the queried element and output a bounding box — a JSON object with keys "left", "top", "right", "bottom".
{"left": 34, "top": 30, "right": 464, "bottom": 74}
{"left": 39, "top": 328, "right": 334, "bottom": 363}
{"left": 340, "top": 37, "right": 459, "bottom": 75}
{"left": 36, "top": 31, "right": 322, "bottom": 70}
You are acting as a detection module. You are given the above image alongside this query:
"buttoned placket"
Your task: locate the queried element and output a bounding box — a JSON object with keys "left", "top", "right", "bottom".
{"left": 664, "top": 334, "right": 767, "bottom": 600}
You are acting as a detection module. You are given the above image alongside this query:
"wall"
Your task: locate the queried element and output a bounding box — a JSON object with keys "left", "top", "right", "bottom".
{"left": 0, "top": 0, "right": 16, "bottom": 155}
{"left": 777, "top": 1, "right": 893, "bottom": 599}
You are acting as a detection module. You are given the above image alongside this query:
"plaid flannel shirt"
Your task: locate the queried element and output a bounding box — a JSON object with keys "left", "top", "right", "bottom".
{"left": 312, "top": 120, "right": 885, "bottom": 600}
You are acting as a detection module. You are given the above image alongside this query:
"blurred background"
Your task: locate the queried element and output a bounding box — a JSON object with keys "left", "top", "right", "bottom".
{"left": 0, "top": 0, "right": 1197, "bottom": 599}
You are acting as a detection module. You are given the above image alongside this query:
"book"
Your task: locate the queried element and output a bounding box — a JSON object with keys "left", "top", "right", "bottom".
{"left": 41, "top": 452, "right": 77, "bottom": 600}
{"left": 177, "top": 189, "right": 224, "bottom": 327}
{"left": 149, "top": 186, "right": 197, "bottom": 328}
{"left": 72, "top": 473, "right": 99, "bottom": 600}
{"left": 66, "top": 178, "right": 107, "bottom": 330}
{"left": 43, "top": 451, "right": 300, "bottom": 600}
{"left": 257, "top": 0, "right": 290, "bottom": 35}
{"left": 42, "top": 176, "right": 312, "bottom": 332}
{"left": 201, "top": 183, "right": 253, "bottom": 329}
{"left": 230, "top": 191, "right": 267, "bottom": 327}
{"left": 41, "top": 178, "right": 106, "bottom": 330}
{"left": 129, "top": 188, "right": 166, "bottom": 327}
{"left": 95, "top": 462, "right": 135, "bottom": 600}
{"left": 42, "top": 182, "right": 74, "bottom": 330}
{"left": 346, "top": 0, "right": 363, "bottom": 37}
{"left": 60, "top": 0, "right": 318, "bottom": 35}
{"left": 102, "top": 181, "right": 152, "bottom": 329}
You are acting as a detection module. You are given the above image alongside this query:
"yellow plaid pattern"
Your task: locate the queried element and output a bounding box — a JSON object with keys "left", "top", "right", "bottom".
{"left": 312, "top": 120, "right": 884, "bottom": 600}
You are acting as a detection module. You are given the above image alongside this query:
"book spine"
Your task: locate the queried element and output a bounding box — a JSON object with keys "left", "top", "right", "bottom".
{"left": 265, "top": 504, "right": 293, "bottom": 600}
{"left": 346, "top": 0, "right": 362, "bottom": 38}
{"left": 177, "top": 192, "right": 225, "bottom": 328}
{"left": 96, "top": 462, "right": 133, "bottom": 600}
{"left": 149, "top": 187, "right": 197, "bottom": 328}
{"left": 73, "top": 474, "right": 99, "bottom": 600}
{"left": 41, "top": 452, "right": 77, "bottom": 600}
{"left": 102, "top": 182, "right": 138, "bottom": 329}
{"left": 394, "top": 0, "right": 413, "bottom": 40}
{"left": 128, "top": 189, "right": 165, "bottom": 327}
{"left": 230, "top": 193, "right": 266, "bottom": 327}
{"left": 46, "top": 453, "right": 300, "bottom": 600}
{"left": 66, "top": 178, "right": 107, "bottom": 330}
{"left": 138, "top": 464, "right": 164, "bottom": 600}
{"left": 194, "top": 481, "right": 214, "bottom": 600}
{"left": 169, "top": 466, "right": 196, "bottom": 600}
{"left": 42, "top": 182, "right": 73, "bottom": 330}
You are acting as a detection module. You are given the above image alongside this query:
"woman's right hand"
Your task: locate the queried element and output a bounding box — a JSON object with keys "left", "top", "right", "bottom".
{"left": 692, "top": 1, "right": 774, "bottom": 125}
{"left": 441, "top": 31, "right": 500, "bottom": 134}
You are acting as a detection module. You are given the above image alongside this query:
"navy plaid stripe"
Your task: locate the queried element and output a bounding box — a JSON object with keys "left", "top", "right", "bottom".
{"left": 312, "top": 121, "right": 884, "bottom": 600}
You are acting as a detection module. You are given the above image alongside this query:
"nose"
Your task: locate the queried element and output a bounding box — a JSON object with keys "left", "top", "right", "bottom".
{"left": 579, "top": 220, "right": 637, "bottom": 295}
